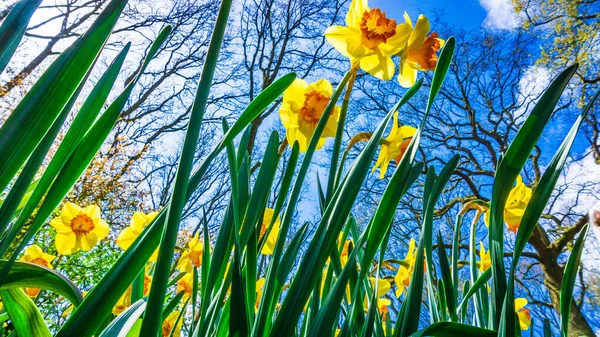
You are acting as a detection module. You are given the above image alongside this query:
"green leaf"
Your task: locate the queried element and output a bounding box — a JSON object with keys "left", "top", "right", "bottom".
{"left": 0, "top": 261, "right": 82, "bottom": 305}
{"left": 240, "top": 131, "right": 280, "bottom": 249}
{"left": 503, "top": 90, "right": 599, "bottom": 336}
{"left": 489, "top": 64, "right": 577, "bottom": 330}
{"left": 0, "top": 43, "right": 130, "bottom": 253}
{"left": 0, "top": 27, "right": 169, "bottom": 284}
{"left": 229, "top": 245, "right": 249, "bottom": 336}
{"left": 254, "top": 69, "right": 352, "bottom": 337}
{"left": 409, "top": 322, "right": 497, "bottom": 337}
{"left": 0, "top": 0, "right": 43, "bottom": 74}
{"left": 58, "top": 72, "right": 295, "bottom": 337}
{"left": 398, "top": 37, "right": 457, "bottom": 337}
{"left": 0, "top": 0, "right": 128, "bottom": 192}
{"left": 437, "top": 229, "right": 457, "bottom": 321}
{"left": 560, "top": 224, "right": 588, "bottom": 337}
{"left": 162, "top": 291, "right": 184, "bottom": 319}
{"left": 0, "top": 288, "right": 51, "bottom": 337}
{"left": 457, "top": 268, "right": 491, "bottom": 315}
{"left": 99, "top": 299, "right": 146, "bottom": 337}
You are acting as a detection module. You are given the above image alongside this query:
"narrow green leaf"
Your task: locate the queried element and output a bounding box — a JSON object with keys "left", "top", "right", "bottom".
{"left": 437, "top": 229, "right": 458, "bottom": 321}
{"left": 0, "top": 0, "right": 43, "bottom": 74}
{"left": 409, "top": 322, "right": 497, "bottom": 337}
{"left": 0, "top": 288, "right": 51, "bottom": 337}
{"left": 0, "top": 261, "right": 82, "bottom": 305}
{"left": 560, "top": 224, "right": 588, "bottom": 337}
{"left": 0, "top": 0, "right": 128, "bottom": 192}
{"left": 457, "top": 268, "right": 491, "bottom": 315}
{"left": 489, "top": 64, "right": 577, "bottom": 329}
{"left": 99, "top": 299, "right": 146, "bottom": 337}
{"left": 0, "top": 44, "right": 130, "bottom": 249}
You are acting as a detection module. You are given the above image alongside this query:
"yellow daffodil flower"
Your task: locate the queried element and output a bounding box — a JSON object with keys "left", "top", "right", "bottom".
{"left": 397, "top": 14, "right": 444, "bottom": 88}
{"left": 372, "top": 111, "right": 417, "bottom": 179}
{"left": 515, "top": 298, "right": 531, "bottom": 330}
{"left": 113, "top": 287, "right": 132, "bottom": 315}
{"left": 395, "top": 238, "right": 417, "bottom": 297}
{"left": 19, "top": 244, "right": 55, "bottom": 297}
{"left": 255, "top": 278, "right": 266, "bottom": 313}
{"left": 478, "top": 241, "right": 491, "bottom": 273}
{"left": 484, "top": 175, "right": 532, "bottom": 233}
{"left": 176, "top": 272, "right": 194, "bottom": 302}
{"left": 279, "top": 78, "right": 341, "bottom": 152}
{"left": 259, "top": 208, "right": 281, "bottom": 255}
{"left": 161, "top": 311, "right": 182, "bottom": 337}
{"left": 117, "top": 211, "right": 159, "bottom": 262}
{"left": 369, "top": 277, "right": 391, "bottom": 297}
{"left": 340, "top": 239, "right": 353, "bottom": 267}
{"left": 176, "top": 233, "right": 204, "bottom": 274}
{"left": 49, "top": 202, "right": 110, "bottom": 255}
{"left": 324, "top": 0, "right": 411, "bottom": 80}
{"left": 363, "top": 296, "right": 391, "bottom": 314}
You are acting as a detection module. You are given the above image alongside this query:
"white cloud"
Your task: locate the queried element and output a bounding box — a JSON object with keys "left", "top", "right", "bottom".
{"left": 514, "top": 65, "right": 551, "bottom": 121}
{"left": 479, "top": 0, "right": 518, "bottom": 30}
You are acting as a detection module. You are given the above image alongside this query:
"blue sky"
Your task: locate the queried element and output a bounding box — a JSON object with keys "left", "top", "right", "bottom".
{"left": 372, "top": 0, "right": 489, "bottom": 30}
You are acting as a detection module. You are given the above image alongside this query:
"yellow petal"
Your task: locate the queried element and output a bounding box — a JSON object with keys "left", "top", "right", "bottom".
{"left": 518, "top": 310, "right": 531, "bottom": 330}
{"left": 23, "top": 244, "right": 43, "bottom": 260}
{"left": 93, "top": 219, "right": 110, "bottom": 241}
{"left": 359, "top": 51, "right": 395, "bottom": 80}
{"left": 82, "top": 204, "right": 101, "bottom": 222}
{"left": 408, "top": 14, "right": 430, "bottom": 50}
{"left": 261, "top": 225, "right": 280, "bottom": 255}
{"left": 379, "top": 23, "right": 412, "bottom": 56}
{"left": 130, "top": 212, "right": 147, "bottom": 233}
{"left": 56, "top": 232, "right": 77, "bottom": 255}
{"left": 50, "top": 217, "right": 72, "bottom": 234}
{"left": 79, "top": 233, "right": 97, "bottom": 251}
{"left": 149, "top": 248, "right": 159, "bottom": 263}
{"left": 61, "top": 203, "right": 82, "bottom": 225}
{"left": 117, "top": 227, "right": 138, "bottom": 250}
{"left": 282, "top": 78, "right": 308, "bottom": 113}
{"left": 307, "top": 78, "right": 333, "bottom": 97}
{"left": 398, "top": 60, "right": 417, "bottom": 88}
{"left": 324, "top": 26, "right": 368, "bottom": 59}
{"left": 346, "top": 0, "right": 369, "bottom": 28}
{"left": 369, "top": 277, "right": 391, "bottom": 297}
{"left": 515, "top": 298, "right": 528, "bottom": 311}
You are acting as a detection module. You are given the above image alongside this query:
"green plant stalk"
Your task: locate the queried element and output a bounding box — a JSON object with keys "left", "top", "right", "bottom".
{"left": 0, "top": 44, "right": 130, "bottom": 248}
{"left": 326, "top": 65, "right": 358, "bottom": 203}
{"left": 252, "top": 70, "right": 352, "bottom": 337}
{"left": 501, "top": 90, "right": 599, "bottom": 336}
{"left": 140, "top": 1, "right": 232, "bottom": 333}
{"left": 0, "top": 288, "right": 51, "bottom": 337}
{"left": 489, "top": 64, "right": 577, "bottom": 331}
{"left": 56, "top": 72, "right": 295, "bottom": 337}
{"left": 0, "top": 0, "right": 128, "bottom": 192}
{"left": 0, "top": 0, "right": 43, "bottom": 75}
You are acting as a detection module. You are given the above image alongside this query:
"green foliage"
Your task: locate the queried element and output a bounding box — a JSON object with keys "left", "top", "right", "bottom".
{"left": 0, "top": 0, "right": 596, "bottom": 336}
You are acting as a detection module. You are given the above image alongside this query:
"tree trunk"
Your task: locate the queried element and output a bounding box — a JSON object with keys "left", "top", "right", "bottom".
{"left": 529, "top": 226, "right": 595, "bottom": 336}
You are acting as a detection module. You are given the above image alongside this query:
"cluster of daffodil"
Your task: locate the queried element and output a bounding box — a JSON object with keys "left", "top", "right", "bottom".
{"left": 279, "top": 0, "right": 441, "bottom": 180}
{"left": 1, "top": 0, "right": 592, "bottom": 333}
